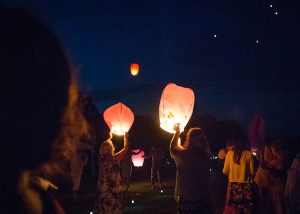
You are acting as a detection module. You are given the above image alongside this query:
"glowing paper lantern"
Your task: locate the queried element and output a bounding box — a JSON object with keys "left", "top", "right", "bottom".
{"left": 159, "top": 83, "right": 195, "bottom": 133}
{"left": 131, "top": 149, "right": 144, "bottom": 167}
{"left": 130, "top": 63, "right": 139, "bottom": 76}
{"left": 103, "top": 102, "right": 134, "bottom": 136}
{"left": 248, "top": 113, "right": 265, "bottom": 151}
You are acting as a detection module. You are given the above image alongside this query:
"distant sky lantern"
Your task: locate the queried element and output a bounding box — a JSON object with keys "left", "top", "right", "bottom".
{"left": 103, "top": 102, "right": 134, "bottom": 136}
{"left": 159, "top": 83, "right": 195, "bottom": 133}
{"left": 131, "top": 149, "right": 144, "bottom": 167}
{"left": 130, "top": 63, "right": 139, "bottom": 76}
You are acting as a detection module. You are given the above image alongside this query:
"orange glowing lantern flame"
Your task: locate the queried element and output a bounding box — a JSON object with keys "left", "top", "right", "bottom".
{"left": 130, "top": 63, "right": 139, "bottom": 76}
{"left": 159, "top": 83, "right": 195, "bottom": 133}
{"left": 131, "top": 149, "right": 145, "bottom": 167}
{"left": 103, "top": 102, "right": 134, "bottom": 136}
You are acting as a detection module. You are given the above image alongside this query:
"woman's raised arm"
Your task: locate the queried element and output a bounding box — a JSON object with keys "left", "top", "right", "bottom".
{"left": 169, "top": 124, "right": 185, "bottom": 156}
{"left": 115, "top": 132, "right": 129, "bottom": 162}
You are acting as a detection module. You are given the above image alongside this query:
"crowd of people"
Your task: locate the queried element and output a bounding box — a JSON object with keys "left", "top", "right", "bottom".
{"left": 219, "top": 139, "right": 300, "bottom": 214}
{"left": 1, "top": 8, "right": 300, "bottom": 214}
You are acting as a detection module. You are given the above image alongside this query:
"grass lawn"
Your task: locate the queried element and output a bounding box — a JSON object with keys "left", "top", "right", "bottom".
{"left": 123, "top": 179, "right": 177, "bottom": 213}
{"left": 60, "top": 172, "right": 227, "bottom": 214}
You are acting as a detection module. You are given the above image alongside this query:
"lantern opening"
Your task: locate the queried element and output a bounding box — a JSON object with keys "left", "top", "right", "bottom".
{"left": 131, "top": 149, "right": 144, "bottom": 167}
{"left": 103, "top": 102, "right": 134, "bottom": 136}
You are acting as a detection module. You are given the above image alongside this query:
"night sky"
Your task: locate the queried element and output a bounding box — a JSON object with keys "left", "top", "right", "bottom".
{"left": 3, "top": 0, "right": 300, "bottom": 137}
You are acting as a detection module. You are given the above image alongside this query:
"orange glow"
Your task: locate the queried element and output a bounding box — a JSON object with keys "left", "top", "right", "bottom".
{"left": 103, "top": 102, "right": 134, "bottom": 136}
{"left": 159, "top": 83, "right": 195, "bottom": 133}
{"left": 130, "top": 63, "right": 139, "bottom": 76}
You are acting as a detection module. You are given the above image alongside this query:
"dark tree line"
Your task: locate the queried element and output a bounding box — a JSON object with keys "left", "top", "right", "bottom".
{"left": 80, "top": 93, "right": 245, "bottom": 156}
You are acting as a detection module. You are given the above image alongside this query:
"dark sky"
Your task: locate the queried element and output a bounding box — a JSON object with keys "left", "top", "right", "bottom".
{"left": 3, "top": 0, "right": 300, "bottom": 137}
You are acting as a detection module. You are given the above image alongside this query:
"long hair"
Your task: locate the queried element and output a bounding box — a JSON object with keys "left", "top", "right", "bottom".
{"left": 184, "top": 127, "right": 210, "bottom": 154}
{"left": 100, "top": 138, "right": 116, "bottom": 157}
{"left": 0, "top": 8, "right": 89, "bottom": 177}
{"left": 233, "top": 143, "right": 246, "bottom": 164}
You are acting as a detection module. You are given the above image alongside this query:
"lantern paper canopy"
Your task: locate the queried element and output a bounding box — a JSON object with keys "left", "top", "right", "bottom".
{"left": 131, "top": 149, "right": 144, "bottom": 167}
{"left": 159, "top": 83, "right": 195, "bottom": 133}
{"left": 248, "top": 113, "right": 265, "bottom": 152}
{"left": 103, "top": 102, "right": 134, "bottom": 136}
{"left": 130, "top": 63, "right": 139, "bottom": 76}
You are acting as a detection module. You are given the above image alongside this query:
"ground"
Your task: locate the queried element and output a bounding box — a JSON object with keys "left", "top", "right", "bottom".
{"left": 60, "top": 171, "right": 227, "bottom": 214}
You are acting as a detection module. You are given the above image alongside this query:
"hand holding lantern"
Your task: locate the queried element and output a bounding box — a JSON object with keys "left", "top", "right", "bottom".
{"left": 159, "top": 83, "right": 195, "bottom": 133}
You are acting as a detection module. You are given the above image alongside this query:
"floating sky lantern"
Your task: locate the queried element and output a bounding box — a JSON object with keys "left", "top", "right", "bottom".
{"left": 159, "top": 83, "right": 195, "bottom": 133}
{"left": 103, "top": 102, "right": 134, "bottom": 136}
{"left": 131, "top": 149, "right": 144, "bottom": 167}
{"left": 130, "top": 63, "right": 139, "bottom": 76}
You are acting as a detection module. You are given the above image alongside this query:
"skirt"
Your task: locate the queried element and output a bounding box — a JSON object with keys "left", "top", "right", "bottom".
{"left": 229, "top": 182, "right": 255, "bottom": 208}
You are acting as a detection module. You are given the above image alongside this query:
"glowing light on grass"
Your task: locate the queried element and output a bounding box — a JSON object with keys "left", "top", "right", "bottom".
{"left": 103, "top": 102, "right": 134, "bottom": 136}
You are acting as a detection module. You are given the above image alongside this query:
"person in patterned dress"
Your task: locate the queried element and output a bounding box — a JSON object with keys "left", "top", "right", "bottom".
{"left": 94, "top": 132, "right": 129, "bottom": 214}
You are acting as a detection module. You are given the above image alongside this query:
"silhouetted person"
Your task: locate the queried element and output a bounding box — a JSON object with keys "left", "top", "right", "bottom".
{"left": 267, "top": 139, "right": 286, "bottom": 214}
{"left": 284, "top": 152, "right": 300, "bottom": 214}
{"left": 254, "top": 143, "right": 275, "bottom": 214}
{"left": 170, "top": 124, "right": 212, "bottom": 213}
{"left": 120, "top": 149, "right": 142, "bottom": 192}
{"left": 148, "top": 146, "right": 164, "bottom": 188}
{"left": 0, "top": 8, "right": 88, "bottom": 213}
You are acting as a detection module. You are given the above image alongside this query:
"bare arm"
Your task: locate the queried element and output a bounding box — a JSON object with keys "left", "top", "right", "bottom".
{"left": 222, "top": 152, "right": 230, "bottom": 176}
{"left": 169, "top": 124, "right": 184, "bottom": 156}
{"left": 115, "top": 132, "right": 129, "bottom": 162}
{"left": 249, "top": 154, "right": 255, "bottom": 177}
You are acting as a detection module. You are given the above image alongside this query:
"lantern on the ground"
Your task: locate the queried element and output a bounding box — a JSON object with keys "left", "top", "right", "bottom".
{"left": 159, "top": 83, "right": 195, "bottom": 133}
{"left": 130, "top": 63, "right": 139, "bottom": 76}
{"left": 103, "top": 102, "right": 134, "bottom": 136}
{"left": 131, "top": 149, "right": 144, "bottom": 167}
